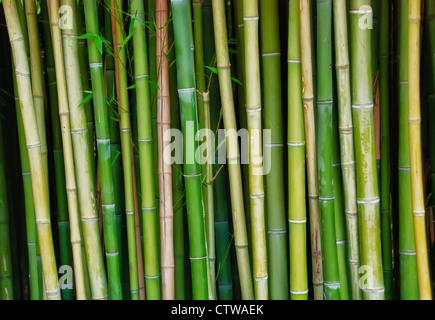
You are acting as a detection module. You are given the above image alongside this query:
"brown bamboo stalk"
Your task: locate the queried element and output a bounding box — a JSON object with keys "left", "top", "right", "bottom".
{"left": 156, "top": 0, "right": 175, "bottom": 300}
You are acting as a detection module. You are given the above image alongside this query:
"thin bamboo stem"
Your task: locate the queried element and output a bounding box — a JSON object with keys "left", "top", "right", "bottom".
{"left": 156, "top": 0, "right": 174, "bottom": 300}
{"left": 300, "top": 0, "right": 324, "bottom": 301}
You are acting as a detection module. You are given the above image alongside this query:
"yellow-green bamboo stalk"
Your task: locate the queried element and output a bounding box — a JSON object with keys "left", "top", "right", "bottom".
{"left": 408, "top": 0, "right": 432, "bottom": 300}
{"left": 243, "top": 0, "right": 268, "bottom": 300}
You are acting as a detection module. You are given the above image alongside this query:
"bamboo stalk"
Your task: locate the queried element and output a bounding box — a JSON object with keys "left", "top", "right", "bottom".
{"left": 171, "top": 0, "right": 208, "bottom": 300}
{"left": 3, "top": 0, "right": 60, "bottom": 300}
{"left": 300, "top": 0, "right": 324, "bottom": 301}
{"left": 287, "top": 0, "right": 309, "bottom": 301}
{"left": 24, "top": 0, "right": 50, "bottom": 192}
{"left": 111, "top": 0, "right": 140, "bottom": 300}
{"left": 332, "top": 0, "right": 362, "bottom": 300}
{"left": 259, "top": 0, "right": 288, "bottom": 301}
{"left": 407, "top": 0, "right": 432, "bottom": 300}
{"left": 103, "top": 0, "right": 126, "bottom": 297}
{"left": 83, "top": 0, "right": 123, "bottom": 300}
{"left": 316, "top": 0, "right": 341, "bottom": 300}
{"left": 212, "top": 0, "right": 253, "bottom": 300}
{"left": 398, "top": 0, "right": 419, "bottom": 300}
{"left": 350, "top": 0, "right": 385, "bottom": 300}
{"left": 12, "top": 71, "right": 40, "bottom": 300}
{"left": 155, "top": 0, "right": 174, "bottom": 299}
{"left": 167, "top": 6, "right": 186, "bottom": 299}
{"left": 192, "top": 0, "right": 217, "bottom": 301}
{"left": 202, "top": 0, "right": 233, "bottom": 300}
{"left": 243, "top": 0, "right": 268, "bottom": 301}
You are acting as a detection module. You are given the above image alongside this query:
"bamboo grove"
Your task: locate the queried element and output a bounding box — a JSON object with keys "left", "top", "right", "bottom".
{"left": 2, "top": 0, "right": 435, "bottom": 301}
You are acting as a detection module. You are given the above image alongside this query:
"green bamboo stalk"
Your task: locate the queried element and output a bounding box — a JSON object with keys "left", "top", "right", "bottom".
{"left": 3, "top": 0, "right": 60, "bottom": 300}
{"left": 171, "top": 0, "right": 208, "bottom": 300}
{"left": 211, "top": 0, "right": 254, "bottom": 300}
{"left": 379, "top": 0, "right": 393, "bottom": 300}
{"left": 332, "top": 0, "right": 362, "bottom": 300}
{"left": 332, "top": 97, "right": 350, "bottom": 300}
{"left": 148, "top": 0, "right": 160, "bottom": 243}
{"left": 167, "top": 8, "right": 186, "bottom": 300}
{"left": 408, "top": 0, "right": 432, "bottom": 300}
{"left": 300, "top": 0, "right": 324, "bottom": 301}
{"left": 76, "top": 2, "right": 96, "bottom": 181}
{"left": 397, "top": 1, "right": 419, "bottom": 300}
{"left": 259, "top": 0, "right": 288, "bottom": 301}
{"left": 103, "top": 0, "right": 126, "bottom": 297}
{"left": 316, "top": 0, "right": 341, "bottom": 300}
{"left": 24, "top": 0, "right": 50, "bottom": 193}
{"left": 202, "top": 0, "right": 233, "bottom": 300}
{"left": 130, "top": 0, "right": 162, "bottom": 300}
{"left": 0, "top": 124, "right": 13, "bottom": 300}
{"left": 83, "top": 0, "right": 123, "bottom": 300}
{"left": 12, "top": 70, "right": 40, "bottom": 300}
{"left": 350, "top": 0, "right": 385, "bottom": 300}
{"left": 243, "top": 0, "right": 268, "bottom": 301}
{"left": 288, "top": 0, "right": 308, "bottom": 301}
{"left": 192, "top": 0, "right": 216, "bottom": 301}
{"left": 112, "top": 0, "right": 139, "bottom": 300}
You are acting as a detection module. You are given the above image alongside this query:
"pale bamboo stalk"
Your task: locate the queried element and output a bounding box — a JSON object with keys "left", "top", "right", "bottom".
{"left": 3, "top": 0, "right": 60, "bottom": 300}
{"left": 156, "top": 0, "right": 175, "bottom": 300}
{"left": 24, "top": 0, "right": 49, "bottom": 190}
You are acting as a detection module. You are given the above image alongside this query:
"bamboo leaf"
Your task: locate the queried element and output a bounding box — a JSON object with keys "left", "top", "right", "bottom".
{"left": 77, "top": 92, "right": 93, "bottom": 108}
